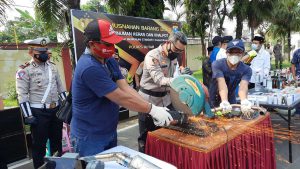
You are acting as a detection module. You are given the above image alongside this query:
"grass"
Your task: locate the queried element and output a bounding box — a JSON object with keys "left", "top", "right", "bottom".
{"left": 3, "top": 99, "right": 18, "bottom": 107}
{"left": 193, "top": 69, "right": 203, "bottom": 82}
{"left": 270, "top": 59, "right": 291, "bottom": 70}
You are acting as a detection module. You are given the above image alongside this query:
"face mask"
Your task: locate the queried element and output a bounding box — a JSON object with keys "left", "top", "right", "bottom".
{"left": 93, "top": 43, "right": 115, "bottom": 59}
{"left": 167, "top": 43, "right": 180, "bottom": 60}
{"left": 34, "top": 52, "right": 48, "bottom": 62}
{"left": 227, "top": 55, "right": 240, "bottom": 65}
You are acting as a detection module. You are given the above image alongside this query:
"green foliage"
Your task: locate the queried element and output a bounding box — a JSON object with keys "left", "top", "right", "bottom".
{"left": 3, "top": 99, "right": 18, "bottom": 107}
{"left": 192, "top": 69, "right": 203, "bottom": 82}
{"left": 165, "top": 0, "right": 185, "bottom": 21}
{"left": 0, "top": 8, "right": 57, "bottom": 43}
{"left": 5, "top": 81, "right": 17, "bottom": 100}
{"left": 181, "top": 22, "right": 192, "bottom": 36}
{"left": 107, "top": 0, "right": 165, "bottom": 19}
{"left": 185, "top": 0, "right": 209, "bottom": 54}
{"left": 0, "top": 0, "right": 14, "bottom": 24}
{"left": 81, "top": 0, "right": 107, "bottom": 12}
{"left": 193, "top": 55, "right": 207, "bottom": 62}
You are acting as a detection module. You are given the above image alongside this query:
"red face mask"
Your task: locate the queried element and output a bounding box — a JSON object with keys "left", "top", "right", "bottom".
{"left": 92, "top": 43, "right": 115, "bottom": 59}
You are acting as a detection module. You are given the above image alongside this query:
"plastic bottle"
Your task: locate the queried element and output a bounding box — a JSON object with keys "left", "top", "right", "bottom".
{"left": 263, "top": 74, "right": 267, "bottom": 88}
{"left": 255, "top": 72, "right": 261, "bottom": 91}
{"left": 267, "top": 74, "right": 272, "bottom": 90}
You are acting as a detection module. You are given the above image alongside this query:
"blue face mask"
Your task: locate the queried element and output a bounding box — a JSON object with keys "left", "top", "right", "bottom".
{"left": 34, "top": 52, "right": 49, "bottom": 62}
{"left": 251, "top": 44, "right": 258, "bottom": 51}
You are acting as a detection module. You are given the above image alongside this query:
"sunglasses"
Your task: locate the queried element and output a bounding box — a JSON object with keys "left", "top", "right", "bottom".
{"left": 171, "top": 42, "right": 184, "bottom": 53}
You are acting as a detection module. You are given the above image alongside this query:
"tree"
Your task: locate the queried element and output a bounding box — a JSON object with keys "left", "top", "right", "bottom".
{"left": 106, "top": 0, "right": 165, "bottom": 19}
{"left": 229, "top": 0, "right": 248, "bottom": 39}
{"left": 34, "top": 0, "right": 81, "bottom": 69}
{"left": 81, "top": 0, "right": 107, "bottom": 13}
{"left": 185, "top": 0, "right": 209, "bottom": 55}
{"left": 164, "top": 0, "right": 185, "bottom": 21}
{"left": 246, "top": 0, "right": 273, "bottom": 38}
{"left": 0, "top": 0, "right": 13, "bottom": 24}
{"left": 268, "top": 0, "right": 300, "bottom": 61}
{"left": 34, "top": 0, "right": 81, "bottom": 31}
{"left": 0, "top": 8, "right": 57, "bottom": 43}
{"left": 215, "top": 0, "right": 229, "bottom": 36}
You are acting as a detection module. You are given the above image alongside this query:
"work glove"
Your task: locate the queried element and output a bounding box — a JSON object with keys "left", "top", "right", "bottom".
{"left": 180, "top": 67, "right": 193, "bottom": 75}
{"left": 247, "top": 50, "right": 257, "bottom": 58}
{"left": 24, "top": 115, "right": 38, "bottom": 125}
{"left": 241, "top": 99, "right": 254, "bottom": 118}
{"left": 149, "top": 104, "right": 173, "bottom": 126}
{"left": 220, "top": 100, "right": 232, "bottom": 114}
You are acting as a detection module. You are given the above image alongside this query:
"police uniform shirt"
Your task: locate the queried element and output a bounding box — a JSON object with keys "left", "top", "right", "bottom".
{"left": 16, "top": 59, "right": 66, "bottom": 105}
{"left": 139, "top": 45, "right": 176, "bottom": 107}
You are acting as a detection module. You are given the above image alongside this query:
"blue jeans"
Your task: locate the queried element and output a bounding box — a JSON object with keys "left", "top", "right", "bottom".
{"left": 71, "top": 132, "right": 117, "bottom": 157}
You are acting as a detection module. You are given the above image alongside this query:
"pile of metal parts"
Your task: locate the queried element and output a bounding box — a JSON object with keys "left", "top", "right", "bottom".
{"left": 167, "top": 75, "right": 267, "bottom": 137}
{"left": 40, "top": 152, "right": 162, "bottom": 169}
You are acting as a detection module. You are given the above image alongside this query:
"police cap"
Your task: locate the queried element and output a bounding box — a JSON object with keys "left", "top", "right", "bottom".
{"left": 24, "top": 37, "right": 50, "bottom": 52}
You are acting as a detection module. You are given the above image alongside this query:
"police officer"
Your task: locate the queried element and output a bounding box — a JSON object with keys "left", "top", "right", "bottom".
{"left": 138, "top": 31, "right": 188, "bottom": 152}
{"left": 16, "top": 38, "right": 67, "bottom": 169}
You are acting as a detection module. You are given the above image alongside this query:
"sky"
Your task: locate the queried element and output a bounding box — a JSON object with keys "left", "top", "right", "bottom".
{"left": 2, "top": 0, "right": 237, "bottom": 36}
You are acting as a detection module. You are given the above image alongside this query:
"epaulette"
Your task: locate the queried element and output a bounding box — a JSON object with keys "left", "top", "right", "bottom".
{"left": 19, "top": 62, "right": 30, "bottom": 69}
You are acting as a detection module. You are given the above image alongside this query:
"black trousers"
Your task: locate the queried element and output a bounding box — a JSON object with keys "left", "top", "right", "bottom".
{"left": 138, "top": 104, "right": 174, "bottom": 153}
{"left": 30, "top": 107, "right": 62, "bottom": 169}
{"left": 275, "top": 58, "right": 283, "bottom": 69}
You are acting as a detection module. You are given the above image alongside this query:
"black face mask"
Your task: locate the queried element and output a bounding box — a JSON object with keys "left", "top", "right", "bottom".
{"left": 167, "top": 43, "right": 180, "bottom": 61}
{"left": 34, "top": 52, "right": 49, "bottom": 62}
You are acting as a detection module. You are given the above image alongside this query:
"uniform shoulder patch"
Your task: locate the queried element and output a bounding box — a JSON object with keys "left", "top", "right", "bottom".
{"left": 16, "top": 70, "right": 26, "bottom": 80}
{"left": 18, "top": 62, "right": 30, "bottom": 69}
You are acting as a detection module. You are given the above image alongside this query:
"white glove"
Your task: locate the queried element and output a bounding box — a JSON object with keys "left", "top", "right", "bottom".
{"left": 149, "top": 104, "right": 173, "bottom": 126}
{"left": 220, "top": 101, "right": 232, "bottom": 113}
{"left": 241, "top": 99, "right": 254, "bottom": 118}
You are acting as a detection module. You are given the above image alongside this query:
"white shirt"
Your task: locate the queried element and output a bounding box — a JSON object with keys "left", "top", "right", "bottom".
{"left": 216, "top": 48, "right": 227, "bottom": 60}
{"left": 249, "top": 47, "right": 271, "bottom": 83}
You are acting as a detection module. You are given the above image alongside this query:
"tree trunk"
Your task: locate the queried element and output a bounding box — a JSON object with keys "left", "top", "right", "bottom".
{"left": 201, "top": 35, "right": 206, "bottom": 57}
{"left": 288, "top": 29, "right": 291, "bottom": 62}
{"left": 235, "top": 13, "right": 243, "bottom": 39}
{"left": 250, "top": 27, "right": 254, "bottom": 39}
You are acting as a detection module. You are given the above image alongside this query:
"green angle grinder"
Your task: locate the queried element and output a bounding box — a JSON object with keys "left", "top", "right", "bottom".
{"left": 169, "top": 75, "right": 214, "bottom": 119}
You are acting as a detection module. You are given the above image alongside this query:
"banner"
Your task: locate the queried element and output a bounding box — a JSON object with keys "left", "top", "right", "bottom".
{"left": 71, "top": 9, "right": 181, "bottom": 83}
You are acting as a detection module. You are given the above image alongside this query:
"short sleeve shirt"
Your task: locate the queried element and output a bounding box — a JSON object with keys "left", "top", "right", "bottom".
{"left": 291, "top": 49, "right": 300, "bottom": 75}
{"left": 209, "top": 58, "right": 252, "bottom": 107}
{"left": 71, "top": 54, "right": 124, "bottom": 140}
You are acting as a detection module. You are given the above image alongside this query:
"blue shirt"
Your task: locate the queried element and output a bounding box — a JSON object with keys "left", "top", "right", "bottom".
{"left": 291, "top": 49, "right": 300, "bottom": 75}
{"left": 71, "top": 54, "right": 124, "bottom": 140}
{"left": 209, "top": 47, "right": 220, "bottom": 62}
{"left": 209, "top": 58, "right": 252, "bottom": 107}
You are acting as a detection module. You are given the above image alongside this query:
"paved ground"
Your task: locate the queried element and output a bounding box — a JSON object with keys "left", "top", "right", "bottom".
{"left": 7, "top": 111, "right": 300, "bottom": 169}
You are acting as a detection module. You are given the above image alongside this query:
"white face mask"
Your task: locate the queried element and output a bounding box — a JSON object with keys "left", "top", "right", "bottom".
{"left": 228, "top": 55, "right": 240, "bottom": 65}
